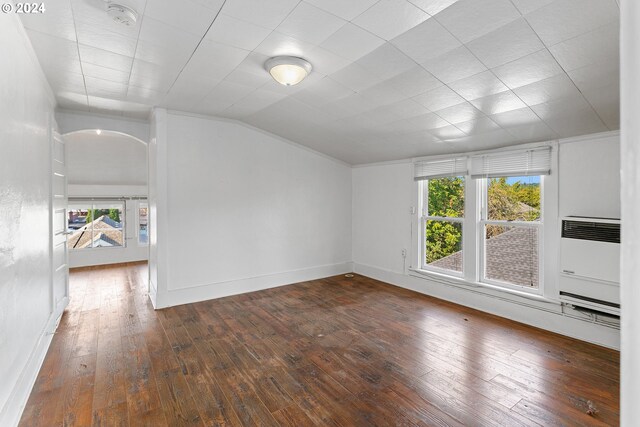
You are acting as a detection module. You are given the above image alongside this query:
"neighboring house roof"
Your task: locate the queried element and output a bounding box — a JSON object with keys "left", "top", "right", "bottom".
{"left": 430, "top": 227, "right": 539, "bottom": 287}
{"left": 68, "top": 215, "right": 123, "bottom": 249}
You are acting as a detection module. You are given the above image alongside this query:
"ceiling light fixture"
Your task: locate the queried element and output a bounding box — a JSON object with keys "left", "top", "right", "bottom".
{"left": 96, "top": 129, "right": 102, "bottom": 135}
{"left": 265, "top": 56, "right": 312, "bottom": 86}
{"left": 106, "top": 3, "right": 138, "bottom": 26}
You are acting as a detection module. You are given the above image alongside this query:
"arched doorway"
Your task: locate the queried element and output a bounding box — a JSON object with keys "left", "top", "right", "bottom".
{"left": 62, "top": 130, "right": 149, "bottom": 270}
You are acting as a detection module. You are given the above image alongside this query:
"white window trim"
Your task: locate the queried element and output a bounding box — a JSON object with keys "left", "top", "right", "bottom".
{"left": 418, "top": 179, "right": 465, "bottom": 278}
{"left": 137, "top": 201, "right": 149, "bottom": 247}
{"left": 407, "top": 266, "right": 558, "bottom": 305}
{"left": 68, "top": 200, "right": 127, "bottom": 251}
{"left": 477, "top": 176, "right": 545, "bottom": 295}
{"left": 413, "top": 146, "right": 553, "bottom": 296}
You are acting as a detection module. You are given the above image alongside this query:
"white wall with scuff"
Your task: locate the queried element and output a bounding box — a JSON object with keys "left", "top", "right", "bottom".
{"left": 0, "top": 12, "right": 58, "bottom": 427}
{"left": 149, "top": 110, "right": 352, "bottom": 308}
{"left": 352, "top": 132, "right": 621, "bottom": 349}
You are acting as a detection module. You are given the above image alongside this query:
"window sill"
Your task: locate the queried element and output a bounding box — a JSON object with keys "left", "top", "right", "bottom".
{"left": 69, "top": 246, "right": 127, "bottom": 251}
{"left": 408, "top": 267, "right": 558, "bottom": 306}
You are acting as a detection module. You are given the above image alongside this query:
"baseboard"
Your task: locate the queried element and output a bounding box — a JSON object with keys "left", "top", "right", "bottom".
{"left": 0, "top": 297, "right": 68, "bottom": 427}
{"left": 148, "top": 279, "right": 158, "bottom": 309}
{"left": 154, "top": 262, "right": 353, "bottom": 309}
{"left": 353, "top": 262, "right": 620, "bottom": 350}
{"left": 68, "top": 254, "right": 148, "bottom": 269}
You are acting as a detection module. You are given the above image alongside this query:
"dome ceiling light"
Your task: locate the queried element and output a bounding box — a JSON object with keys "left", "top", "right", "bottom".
{"left": 264, "top": 56, "right": 312, "bottom": 86}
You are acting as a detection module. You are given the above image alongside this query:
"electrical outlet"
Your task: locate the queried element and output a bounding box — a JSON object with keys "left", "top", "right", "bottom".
{"left": 401, "top": 248, "right": 407, "bottom": 258}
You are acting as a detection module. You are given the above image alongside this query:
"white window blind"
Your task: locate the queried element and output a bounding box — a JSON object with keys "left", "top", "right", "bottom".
{"left": 414, "top": 157, "right": 468, "bottom": 181}
{"left": 470, "top": 146, "right": 551, "bottom": 178}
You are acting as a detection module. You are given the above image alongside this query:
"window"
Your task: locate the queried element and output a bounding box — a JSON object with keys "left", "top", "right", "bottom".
{"left": 481, "top": 175, "right": 542, "bottom": 288}
{"left": 68, "top": 202, "right": 125, "bottom": 249}
{"left": 138, "top": 202, "right": 148, "bottom": 245}
{"left": 415, "top": 146, "right": 551, "bottom": 293}
{"left": 415, "top": 157, "right": 468, "bottom": 275}
{"left": 421, "top": 177, "right": 465, "bottom": 273}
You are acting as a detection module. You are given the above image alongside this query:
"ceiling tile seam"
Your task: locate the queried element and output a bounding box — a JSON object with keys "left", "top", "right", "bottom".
{"left": 527, "top": 15, "right": 619, "bottom": 52}
{"left": 123, "top": 0, "right": 148, "bottom": 98}
{"left": 68, "top": 0, "right": 89, "bottom": 108}
{"left": 425, "top": 22, "right": 561, "bottom": 137}
{"left": 517, "top": 18, "right": 613, "bottom": 132}
{"left": 218, "top": 86, "right": 273, "bottom": 117}
{"left": 541, "top": 53, "right": 611, "bottom": 131}
{"left": 426, "top": 4, "right": 603, "bottom": 139}
{"left": 318, "top": 32, "right": 456, "bottom": 126}
{"left": 195, "top": 2, "right": 425, "bottom": 122}
{"left": 347, "top": 1, "right": 432, "bottom": 43}
{"left": 420, "top": 13, "right": 523, "bottom": 142}
{"left": 515, "top": 2, "right": 617, "bottom": 131}
{"left": 427, "top": 7, "right": 560, "bottom": 139}
{"left": 339, "top": 0, "right": 384, "bottom": 25}
{"left": 474, "top": 5, "right": 562, "bottom": 135}
{"left": 299, "top": 0, "right": 386, "bottom": 44}
{"left": 310, "top": 26, "right": 384, "bottom": 63}
{"left": 176, "top": 0, "right": 307, "bottom": 112}
{"left": 163, "top": 0, "right": 231, "bottom": 97}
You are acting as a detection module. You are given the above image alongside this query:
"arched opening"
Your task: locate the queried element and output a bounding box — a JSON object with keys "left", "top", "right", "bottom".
{"left": 62, "top": 129, "right": 149, "bottom": 269}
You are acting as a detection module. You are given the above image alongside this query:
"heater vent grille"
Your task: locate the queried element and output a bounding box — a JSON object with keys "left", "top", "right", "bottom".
{"left": 562, "top": 220, "right": 620, "bottom": 243}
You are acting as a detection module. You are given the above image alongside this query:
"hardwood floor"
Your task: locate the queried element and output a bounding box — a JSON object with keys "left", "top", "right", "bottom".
{"left": 19, "top": 262, "right": 619, "bottom": 426}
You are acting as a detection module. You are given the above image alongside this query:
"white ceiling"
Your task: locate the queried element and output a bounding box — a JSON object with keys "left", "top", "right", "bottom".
{"left": 21, "top": 0, "right": 620, "bottom": 164}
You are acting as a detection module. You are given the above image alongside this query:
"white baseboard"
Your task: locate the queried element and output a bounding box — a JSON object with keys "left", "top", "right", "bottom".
{"left": 148, "top": 279, "right": 158, "bottom": 309}
{"left": 353, "top": 262, "right": 620, "bottom": 350}
{"left": 154, "top": 262, "right": 353, "bottom": 309}
{"left": 0, "top": 297, "right": 68, "bottom": 427}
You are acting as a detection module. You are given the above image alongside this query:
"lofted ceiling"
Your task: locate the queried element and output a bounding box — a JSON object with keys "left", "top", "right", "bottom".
{"left": 21, "top": 0, "right": 620, "bottom": 164}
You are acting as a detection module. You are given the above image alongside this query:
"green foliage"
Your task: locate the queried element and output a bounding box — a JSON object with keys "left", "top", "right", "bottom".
{"left": 488, "top": 178, "right": 540, "bottom": 222}
{"left": 425, "top": 176, "right": 541, "bottom": 264}
{"left": 426, "top": 220, "right": 462, "bottom": 264}
{"left": 85, "top": 208, "right": 121, "bottom": 223}
{"left": 426, "top": 177, "right": 464, "bottom": 264}
{"left": 108, "top": 208, "right": 121, "bottom": 222}
{"left": 428, "top": 177, "right": 464, "bottom": 217}
{"left": 486, "top": 178, "right": 540, "bottom": 238}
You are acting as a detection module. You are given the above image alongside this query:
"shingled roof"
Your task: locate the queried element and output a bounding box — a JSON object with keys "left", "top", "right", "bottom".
{"left": 68, "top": 215, "right": 124, "bottom": 249}
{"left": 430, "top": 227, "right": 539, "bottom": 287}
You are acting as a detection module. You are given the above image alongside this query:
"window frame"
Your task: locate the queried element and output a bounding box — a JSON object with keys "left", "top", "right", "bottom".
{"left": 68, "top": 200, "right": 127, "bottom": 251}
{"left": 416, "top": 153, "right": 560, "bottom": 301}
{"left": 477, "top": 176, "right": 545, "bottom": 294}
{"left": 137, "top": 201, "right": 149, "bottom": 246}
{"left": 418, "top": 178, "right": 465, "bottom": 277}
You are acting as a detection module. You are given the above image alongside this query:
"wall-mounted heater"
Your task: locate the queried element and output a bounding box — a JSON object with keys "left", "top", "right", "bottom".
{"left": 559, "top": 216, "right": 620, "bottom": 316}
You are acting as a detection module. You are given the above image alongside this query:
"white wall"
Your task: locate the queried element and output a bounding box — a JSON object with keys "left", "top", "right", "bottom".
{"left": 149, "top": 110, "right": 352, "bottom": 308}
{"left": 56, "top": 110, "right": 149, "bottom": 143}
{"left": 620, "top": 1, "right": 640, "bottom": 423}
{"left": 352, "top": 162, "right": 413, "bottom": 274}
{"left": 66, "top": 131, "right": 147, "bottom": 186}
{"left": 559, "top": 132, "right": 620, "bottom": 218}
{"left": 0, "top": 12, "right": 58, "bottom": 426}
{"left": 352, "top": 132, "right": 621, "bottom": 349}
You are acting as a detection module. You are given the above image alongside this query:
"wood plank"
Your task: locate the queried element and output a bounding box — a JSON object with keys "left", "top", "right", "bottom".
{"left": 18, "top": 264, "right": 620, "bottom": 427}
